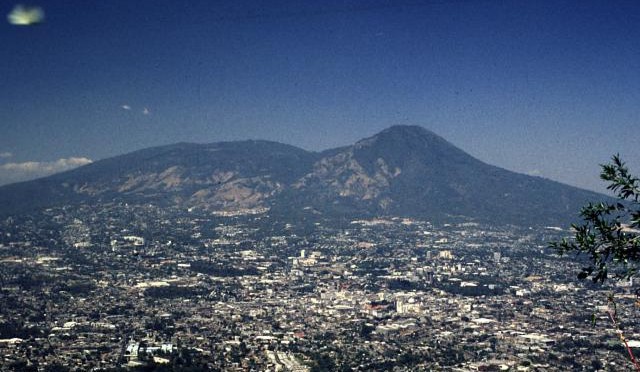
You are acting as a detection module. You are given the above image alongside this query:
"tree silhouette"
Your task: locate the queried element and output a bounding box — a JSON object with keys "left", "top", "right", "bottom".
{"left": 551, "top": 155, "right": 640, "bottom": 283}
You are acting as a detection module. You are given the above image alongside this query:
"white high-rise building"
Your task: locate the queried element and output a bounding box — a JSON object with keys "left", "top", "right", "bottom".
{"left": 494, "top": 251, "right": 501, "bottom": 262}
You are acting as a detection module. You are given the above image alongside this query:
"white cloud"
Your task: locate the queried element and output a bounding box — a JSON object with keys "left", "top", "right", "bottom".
{"left": 7, "top": 5, "right": 45, "bottom": 26}
{"left": 527, "top": 169, "right": 542, "bottom": 177}
{"left": 0, "top": 157, "right": 92, "bottom": 186}
{"left": 0, "top": 152, "right": 13, "bottom": 159}
{"left": 122, "top": 105, "right": 151, "bottom": 115}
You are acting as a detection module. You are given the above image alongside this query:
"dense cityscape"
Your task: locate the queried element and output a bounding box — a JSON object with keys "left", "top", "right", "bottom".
{"left": 1, "top": 203, "right": 638, "bottom": 371}
{"left": 3, "top": 0, "right": 640, "bottom": 371}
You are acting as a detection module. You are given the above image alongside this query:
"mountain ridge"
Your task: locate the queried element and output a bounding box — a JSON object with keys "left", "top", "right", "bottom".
{"left": 0, "top": 125, "right": 605, "bottom": 225}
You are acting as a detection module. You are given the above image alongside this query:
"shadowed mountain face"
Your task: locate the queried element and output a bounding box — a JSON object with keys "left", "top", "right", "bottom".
{"left": 0, "top": 126, "right": 604, "bottom": 225}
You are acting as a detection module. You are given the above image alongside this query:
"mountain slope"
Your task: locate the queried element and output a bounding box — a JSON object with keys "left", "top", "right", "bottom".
{"left": 0, "top": 140, "right": 318, "bottom": 215}
{"left": 0, "top": 126, "right": 606, "bottom": 225}
{"left": 285, "top": 126, "right": 600, "bottom": 225}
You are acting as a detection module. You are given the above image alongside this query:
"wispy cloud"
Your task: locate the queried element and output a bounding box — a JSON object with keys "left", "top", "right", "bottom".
{"left": 121, "top": 104, "right": 151, "bottom": 115}
{"left": 0, "top": 157, "right": 92, "bottom": 186}
{"left": 527, "top": 169, "right": 542, "bottom": 177}
{"left": 0, "top": 152, "right": 13, "bottom": 159}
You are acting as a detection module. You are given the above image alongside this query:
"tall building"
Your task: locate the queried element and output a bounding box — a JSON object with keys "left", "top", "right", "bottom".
{"left": 493, "top": 251, "right": 501, "bottom": 262}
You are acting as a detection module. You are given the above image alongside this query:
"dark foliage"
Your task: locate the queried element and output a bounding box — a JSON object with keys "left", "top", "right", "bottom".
{"left": 189, "top": 261, "right": 260, "bottom": 277}
{"left": 551, "top": 155, "right": 640, "bottom": 283}
{"left": 144, "top": 286, "right": 208, "bottom": 300}
{"left": 0, "top": 320, "right": 43, "bottom": 339}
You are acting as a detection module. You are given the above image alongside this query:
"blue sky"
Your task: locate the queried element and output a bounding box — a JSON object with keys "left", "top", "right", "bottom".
{"left": 1, "top": 0, "right": 638, "bottom": 191}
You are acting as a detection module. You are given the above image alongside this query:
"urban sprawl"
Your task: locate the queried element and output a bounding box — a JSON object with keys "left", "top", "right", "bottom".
{"left": 1, "top": 203, "right": 638, "bottom": 371}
